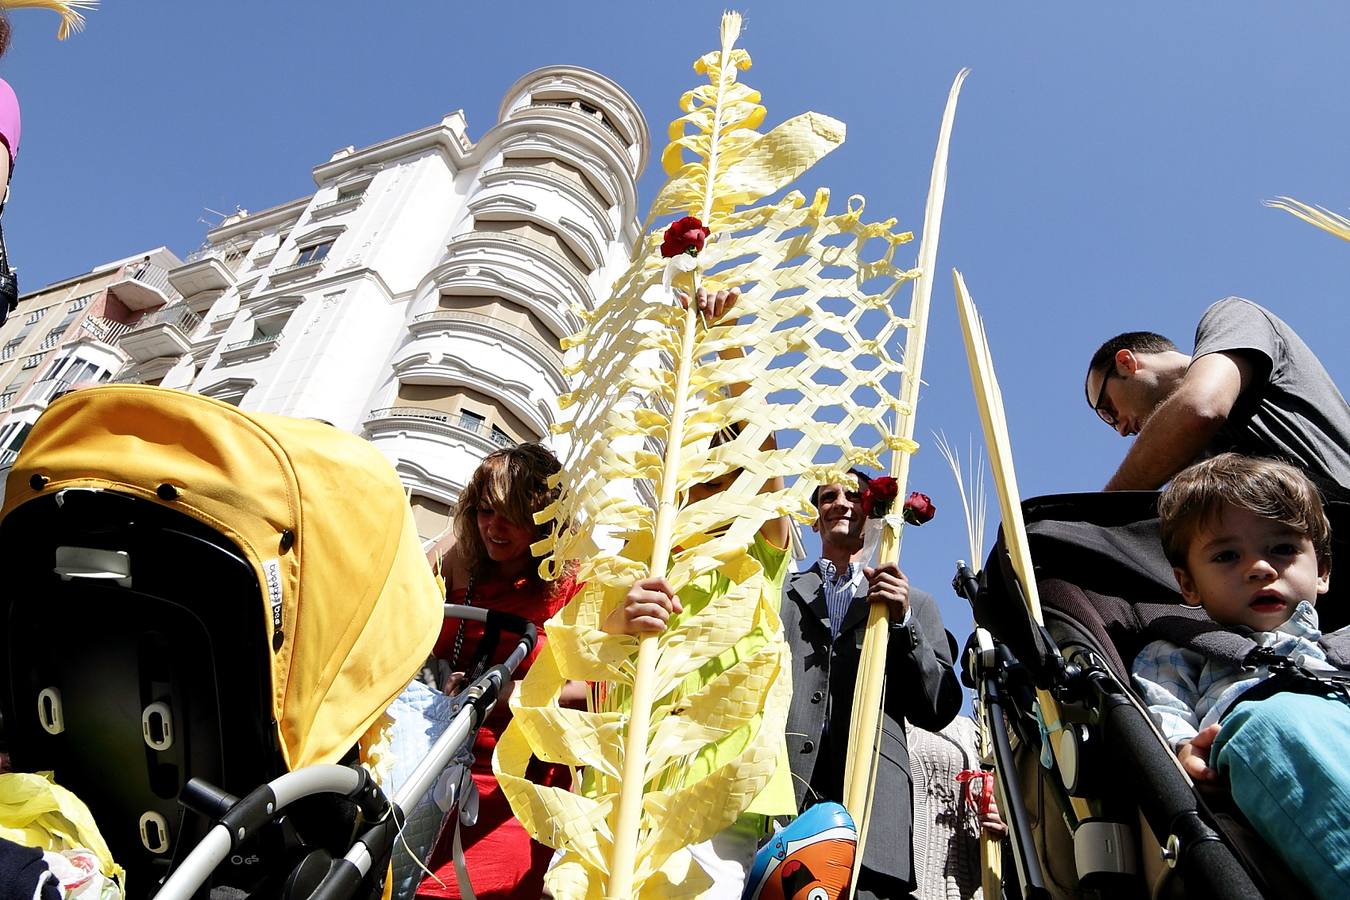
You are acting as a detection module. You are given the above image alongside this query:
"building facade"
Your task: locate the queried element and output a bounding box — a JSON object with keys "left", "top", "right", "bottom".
{"left": 9, "top": 66, "right": 650, "bottom": 543}
{"left": 0, "top": 247, "right": 184, "bottom": 470}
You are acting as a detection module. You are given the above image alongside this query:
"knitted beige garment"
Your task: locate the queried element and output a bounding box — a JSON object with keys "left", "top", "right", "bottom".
{"left": 906, "top": 717, "right": 984, "bottom": 900}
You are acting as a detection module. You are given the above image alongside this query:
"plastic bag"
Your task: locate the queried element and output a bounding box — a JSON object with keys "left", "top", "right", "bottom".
{"left": 0, "top": 772, "right": 123, "bottom": 897}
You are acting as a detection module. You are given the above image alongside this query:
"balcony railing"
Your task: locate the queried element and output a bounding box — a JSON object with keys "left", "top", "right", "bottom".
{"left": 527, "top": 100, "right": 625, "bottom": 142}
{"left": 80, "top": 316, "right": 131, "bottom": 345}
{"left": 36, "top": 330, "right": 65, "bottom": 351}
{"left": 368, "top": 406, "right": 449, "bottom": 423}
{"left": 0, "top": 448, "right": 17, "bottom": 469}
{"left": 21, "top": 353, "right": 45, "bottom": 370}
{"left": 412, "top": 309, "right": 563, "bottom": 366}
{"left": 312, "top": 194, "right": 364, "bottom": 215}
{"left": 0, "top": 391, "right": 15, "bottom": 409}
{"left": 223, "top": 333, "right": 282, "bottom": 353}
{"left": 1, "top": 343, "right": 20, "bottom": 362}
{"left": 365, "top": 407, "right": 518, "bottom": 447}
{"left": 272, "top": 257, "right": 324, "bottom": 278}
{"left": 129, "top": 303, "right": 202, "bottom": 335}
{"left": 121, "top": 262, "right": 175, "bottom": 297}
{"left": 185, "top": 240, "right": 249, "bottom": 266}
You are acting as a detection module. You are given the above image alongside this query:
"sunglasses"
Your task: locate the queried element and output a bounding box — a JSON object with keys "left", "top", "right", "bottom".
{"left": 1091, "top": 369, "right": 1120, "bottom": 428}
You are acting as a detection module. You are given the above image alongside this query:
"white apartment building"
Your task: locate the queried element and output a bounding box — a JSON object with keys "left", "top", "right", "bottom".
{"left": 93, "top": 65, "right": 648, "bottom": 542}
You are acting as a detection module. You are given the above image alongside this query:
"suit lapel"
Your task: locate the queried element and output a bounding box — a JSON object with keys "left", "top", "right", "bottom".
{"left": 788, "top": 568, "right": 832, "bottom": 636}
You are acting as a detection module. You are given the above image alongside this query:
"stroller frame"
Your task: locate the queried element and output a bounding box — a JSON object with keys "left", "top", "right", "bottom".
{"left": 954, "top": 510, "right": 1281, "bottom": 900}
{"left": 154, "top": 604, "right": 537, "bottom": 900}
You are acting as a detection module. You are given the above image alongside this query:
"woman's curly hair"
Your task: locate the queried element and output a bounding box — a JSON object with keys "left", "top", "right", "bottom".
{"left": 451, "top": 442, "right": 563, "bottom": 589}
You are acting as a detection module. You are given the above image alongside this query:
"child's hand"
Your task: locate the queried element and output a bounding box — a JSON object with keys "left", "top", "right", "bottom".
{"left": 1177, "top": 724, "right": 1222, "bottom": 783}
{"left": 602, "top": 576, "right": 684, "bottom": 635}
{"left": 978, "top": 793, "right": 1008, "bottom": 837}
{"left": 677, "top": 287, "right": 740, "bottom": 323}
{"left": 443, "top": 671, "right": 467, "bottom": 695}
{"left": 864, "top": 563, "right": 911, "bottom": 624}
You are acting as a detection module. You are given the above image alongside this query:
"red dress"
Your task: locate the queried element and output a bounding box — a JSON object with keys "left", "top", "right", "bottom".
{"left": 416, "top": 572, "right": 576, "bottom": 900}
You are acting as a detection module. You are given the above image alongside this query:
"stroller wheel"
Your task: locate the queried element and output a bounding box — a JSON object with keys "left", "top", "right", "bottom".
{"left": 281, "top": 848, "right": 333, "bottom": 899}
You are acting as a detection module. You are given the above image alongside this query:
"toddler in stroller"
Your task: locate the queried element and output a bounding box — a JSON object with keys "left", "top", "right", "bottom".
{"left": 1131, "top": 453, "right": 1350, "bottom": 899}
{"left": 961, "top": 465, "right": 1350, "bottom": 900}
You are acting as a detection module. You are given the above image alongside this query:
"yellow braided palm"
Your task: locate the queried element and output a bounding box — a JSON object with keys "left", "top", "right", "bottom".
{"left": 494, "top": 13, "right": 921, "bottom": 898}
{"left": 1266, "top": 195, "right": 1350, "bottom": 244}
{"left": 0, "top": 0, "right": 96, "bottom": 39}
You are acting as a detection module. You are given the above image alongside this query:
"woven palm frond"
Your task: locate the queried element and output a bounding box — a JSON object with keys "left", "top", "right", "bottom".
{"left": 495, "top": 13, "right": 938, "bottom": 899}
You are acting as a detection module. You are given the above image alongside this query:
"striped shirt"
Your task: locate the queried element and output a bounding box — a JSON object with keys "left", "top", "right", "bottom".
{"left": 818, "top": 557, "right": 865, "bottom": 637}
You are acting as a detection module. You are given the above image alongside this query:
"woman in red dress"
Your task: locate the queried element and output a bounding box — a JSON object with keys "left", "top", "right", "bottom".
{"left": 417, "top": 443, "right": 585, "bottom": 899}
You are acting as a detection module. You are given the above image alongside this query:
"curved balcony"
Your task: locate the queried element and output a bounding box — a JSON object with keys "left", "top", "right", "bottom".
{"left": 433, "top": 231, "right": 593, "bottom": 331}
{"left": 502, "top": 103, "right": 637, "bottom": 181}
{"left": 410, "top": 309, "right": 563, "bottom": 369}
{"left": 478, "top": 165, "right": 615, "bottom": 244}
{"left": 498, "top": 67, "right": 649, "bottom": 173}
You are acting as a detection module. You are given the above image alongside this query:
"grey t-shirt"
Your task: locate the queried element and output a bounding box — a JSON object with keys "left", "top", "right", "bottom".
{"left": 1193, "top": 297, "right": 1350, "bottom": 496}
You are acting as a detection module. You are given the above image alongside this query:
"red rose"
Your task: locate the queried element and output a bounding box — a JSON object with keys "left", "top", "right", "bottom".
{"left": 902, "top": 491, "right": 936, "bottom": 526}
{"left": 660, "top": 216, "right": 710, "bottom": 258}
{"left": 861, "top": 476, "right": 899, "bottom": 519}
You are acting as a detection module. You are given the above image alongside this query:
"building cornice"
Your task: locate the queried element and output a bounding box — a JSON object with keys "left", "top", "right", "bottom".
{"left": 312, "top": 112, "right": 473, "bottom": 186}
{"left": 206, "top": 198, "right": 310, "bottom": 246}
{"left": 246, "top": 266, "right": 396, "bottom": 310}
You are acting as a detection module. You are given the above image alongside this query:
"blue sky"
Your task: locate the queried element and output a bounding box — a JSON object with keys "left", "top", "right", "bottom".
{"left": 7, "top": 2, "right": 1350, "bottom": 671}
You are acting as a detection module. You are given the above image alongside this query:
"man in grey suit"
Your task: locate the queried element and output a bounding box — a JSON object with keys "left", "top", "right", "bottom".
{"left": 782, "top": 472, "right": 963, "bottom": 898}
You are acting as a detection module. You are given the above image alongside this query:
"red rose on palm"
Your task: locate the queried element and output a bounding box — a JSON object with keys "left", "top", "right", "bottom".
{"left": 861, "top": 476, "right": 899, "bottom": 519}
{"left": 903, "top": 491, "right": 936, "bottom": 526}
{"left": 660, "top": 216, "right": 711, "bottom": 258}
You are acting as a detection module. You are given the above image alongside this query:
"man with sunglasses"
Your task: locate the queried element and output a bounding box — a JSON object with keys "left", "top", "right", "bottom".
{"left": 1084, "top": 297, "right": 1350, "bottom": 499}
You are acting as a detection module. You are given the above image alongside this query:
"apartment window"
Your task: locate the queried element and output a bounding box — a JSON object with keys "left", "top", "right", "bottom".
{"left": 336, "top": 184, "right": 365, "bottom": 203}
{"left": 490, "top": 425, "right": 514, "bottom": 448}
{"left": 25, "top": 308, "right": 48, "bottom": 327}
{"left": 1, "top": 338, "right": 21, "bottom": 361}
{"left": 458, "top": 410, "right": 485, "bottom": 434}
{"left": 295, "top": 241, "right": 332, "bottom": 266}
{"left": 22, "top": 352, "right": 46, "bottom": 370}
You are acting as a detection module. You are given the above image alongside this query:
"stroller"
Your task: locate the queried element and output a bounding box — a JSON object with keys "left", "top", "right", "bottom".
{"left": 955, "top": 490, "right": 1347, "bottom": 900}
{"left": 0, "top": 386, "right": 533, "bottom": 899}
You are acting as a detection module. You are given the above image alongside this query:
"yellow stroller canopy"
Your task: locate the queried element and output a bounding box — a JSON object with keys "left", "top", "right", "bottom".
{"left": 2, "top": 385, "right": 442, "bottom": 770}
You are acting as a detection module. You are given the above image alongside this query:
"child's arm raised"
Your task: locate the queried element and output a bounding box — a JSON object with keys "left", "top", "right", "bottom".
{"left": 679, "top": 286, "right": 789, "bottom": 551}
{"left": 602, "top": 576, "right": 684, "bottom": 635}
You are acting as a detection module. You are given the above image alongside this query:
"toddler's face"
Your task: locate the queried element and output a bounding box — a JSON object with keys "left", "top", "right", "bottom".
{"left": 1175, "top": 503, "right": 1330, "bottom": 631}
